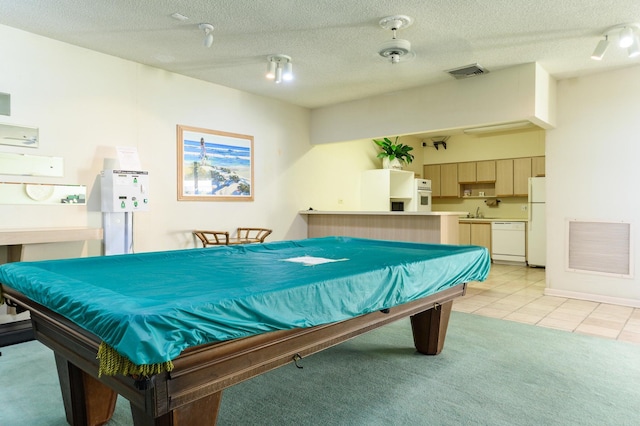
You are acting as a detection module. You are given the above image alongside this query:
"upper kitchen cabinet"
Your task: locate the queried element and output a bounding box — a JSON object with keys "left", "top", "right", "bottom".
{"left": 423, "top": 164, "right": 441, "bottom": 197}
{"left": 496, "top": 157, "right": 532, "bottom": 196}
{"left": 440, "top": 163, "right": 458, "bottom": 197}
{"left": 457, "top": 162, "right": 476, "bottom": 183}
{"left": 532, "top": 156, "right": 545, "bottom": 177}
{"left": 495, "top": 159, "right": 514, "bottom": 196}
{"left": 429, "top": 156, "right": 543, "bottom": 199}
{"left": 476, "top": 161, "right": 496, "bottom": 182}
{"left": 424, "top": 163, "right": 457, "bottom": 198}
{"left": 513, "top": 157, "right": 531, "bottom": 196}
{"left": 459, "top": 160, "right": 496, "bottom": 184}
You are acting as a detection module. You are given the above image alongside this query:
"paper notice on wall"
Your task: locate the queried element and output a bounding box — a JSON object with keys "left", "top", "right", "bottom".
{"left": 116, "top": 146, "right": 141, "bottom": 170}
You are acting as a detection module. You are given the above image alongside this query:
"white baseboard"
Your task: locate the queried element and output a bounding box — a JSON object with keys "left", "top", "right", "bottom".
{"left": 544, "top": 288, "right": 640, "bottom": 308}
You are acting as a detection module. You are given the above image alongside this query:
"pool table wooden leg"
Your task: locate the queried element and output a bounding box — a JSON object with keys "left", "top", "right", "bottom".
{"left": 130, "top": 391, "right": 222, "bottom": 425}
{"left": 55, "top": 353, "right": 117, "bottom": 426}
{"left": 410, "top": 300, "right": 453, "bottom": 355}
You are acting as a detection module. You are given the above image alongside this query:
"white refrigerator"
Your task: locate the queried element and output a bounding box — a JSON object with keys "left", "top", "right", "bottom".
{"left": 527, "top": 177, "right": 546, "bottom": 267}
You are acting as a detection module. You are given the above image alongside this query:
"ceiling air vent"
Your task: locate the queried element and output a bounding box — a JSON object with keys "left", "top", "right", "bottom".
{"left": 446, "top": 63, "right": 489, "bottom": 79}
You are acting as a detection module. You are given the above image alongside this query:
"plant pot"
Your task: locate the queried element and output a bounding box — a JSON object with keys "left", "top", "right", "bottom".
{"left": 383, "top": 157, "right": 403, "bottom": 170}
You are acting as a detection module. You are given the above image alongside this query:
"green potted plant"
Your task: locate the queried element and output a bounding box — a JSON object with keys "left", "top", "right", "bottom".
{"left": 373, "top": 136, "right": 414, "bottom": 169}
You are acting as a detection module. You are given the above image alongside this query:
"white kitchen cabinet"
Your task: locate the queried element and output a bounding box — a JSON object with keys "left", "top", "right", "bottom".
{"left": 361, "top": 169, "right": 415, "bottom": 211}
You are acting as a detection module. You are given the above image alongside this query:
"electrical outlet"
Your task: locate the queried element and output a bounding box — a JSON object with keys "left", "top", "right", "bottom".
{"left": 521, "top": 205, "right": 528, "bottom": 211}
{"left": 338, "top": 199, "right": 343, "bottom": 205}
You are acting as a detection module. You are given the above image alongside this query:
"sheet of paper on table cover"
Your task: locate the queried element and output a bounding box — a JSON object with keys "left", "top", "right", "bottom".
{"left": 0, "top": 236, "right": 490, "bottom": 370}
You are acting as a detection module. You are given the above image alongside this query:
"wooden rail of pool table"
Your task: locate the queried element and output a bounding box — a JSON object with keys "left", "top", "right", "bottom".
{"left": 2, "top": 283, "right": 465, "bottom": 426}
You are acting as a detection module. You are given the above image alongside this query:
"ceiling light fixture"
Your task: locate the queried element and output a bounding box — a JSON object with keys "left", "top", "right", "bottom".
{"left": 619, "top": 26, "right": 634, "bottom": 48}
{"left": 628, "top": 34, "right": 640, "bottom": 58}
{"left": 266, "top": 55, "right": 293, "bottom": 84}
{"left": 591, "top": 36, "right": 609, "bottom": 60}
{"left": 378, "top": 15, "right": 415, "bottom": 64}
{"left": 198, "top": 23, "right": 214, "bottom": 48}
{"left": 592, "top": 24, "right": 640, "bottom": 60}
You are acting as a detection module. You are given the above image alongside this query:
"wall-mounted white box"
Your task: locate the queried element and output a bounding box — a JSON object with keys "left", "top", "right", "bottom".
{"left": 101, "top": 169, "right": 149, "bottom": 212}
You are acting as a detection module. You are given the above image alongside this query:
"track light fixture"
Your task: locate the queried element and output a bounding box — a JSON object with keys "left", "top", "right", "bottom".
{"left": 591, "top": 35, "right": 609, "bottom": 60}
{"left": 628, "top": 34, "right": 640, "bottom": 58}
{"left": 266, "top": 55, "right": 293, "bottom": 84}
{"left": 619, "top": 26, "right": 634, "bottom": 48}
{"left": 378, "top": 15, "right": 415, "bottom": 64}
{"left": 198, "top": 23, "right": 214, "bottom": 48}
{"left": 591, "top": 24, "right": 640, "bottom": 60}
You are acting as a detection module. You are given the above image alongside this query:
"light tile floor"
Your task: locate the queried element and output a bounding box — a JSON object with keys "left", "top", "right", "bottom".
{"left": 453, "top": 263, "right": 640, "bottom": 345}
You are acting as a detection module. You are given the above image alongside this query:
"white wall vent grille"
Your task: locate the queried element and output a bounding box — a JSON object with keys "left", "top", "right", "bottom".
{"left": 567, "top": 220, "right": 632, "bottom": 278}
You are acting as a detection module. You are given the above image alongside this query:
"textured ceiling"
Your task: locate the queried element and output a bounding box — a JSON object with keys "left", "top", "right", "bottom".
{"left": 1, "top": 0, "right": 640, "bottom": 109}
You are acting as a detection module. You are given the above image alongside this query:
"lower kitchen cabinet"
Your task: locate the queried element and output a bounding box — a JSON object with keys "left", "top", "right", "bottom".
{"left": 459, "top": 222, "right": 491, "bottom": 254}
{"left": 459, "top": 223, "right": 471, "bottom": 245}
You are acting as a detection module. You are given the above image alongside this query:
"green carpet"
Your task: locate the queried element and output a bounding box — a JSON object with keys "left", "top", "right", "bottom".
{"left": 1, "top": 312, "right": 639, "bottom": 425}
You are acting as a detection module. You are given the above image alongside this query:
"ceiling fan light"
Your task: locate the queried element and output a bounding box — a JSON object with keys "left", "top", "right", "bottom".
{"left": 378, "top": 38, "right": 413, "bottom": 63}
{"left": 619, "top": 26, "right": 634, "bottom": 48}
{"left": 378, "top": 15, "right": 414, "bottom": 65}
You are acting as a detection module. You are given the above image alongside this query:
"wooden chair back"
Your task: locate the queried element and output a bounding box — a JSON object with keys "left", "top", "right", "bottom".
{"left": 236, "top": 228, "right": 272, "bottom": 243}
{"left": 193, "top": 230, "right": 230, "bottom": 247}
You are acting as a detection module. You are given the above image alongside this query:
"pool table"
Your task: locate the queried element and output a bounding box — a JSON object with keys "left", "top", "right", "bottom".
{"left": 0, "top": 237, "right": 490, "bottom": 425}
{"left": 3, "top": 282, "right": 463, "bottom": 425}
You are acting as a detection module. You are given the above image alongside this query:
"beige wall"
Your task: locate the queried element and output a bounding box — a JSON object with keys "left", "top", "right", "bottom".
{"left": 310, "top": 63, "right": 555, "bottom": 145}
{"left": 297, "top": 136, "right": 423, "bottom": 212}
{"left": 0, "top": 25, "right": 313, "bottom": 255}
{"left": 546, "top": 66, "right": 640, "bottom": 305}
{"left": 421, "top": 129, "right": 545, "bottom": 164}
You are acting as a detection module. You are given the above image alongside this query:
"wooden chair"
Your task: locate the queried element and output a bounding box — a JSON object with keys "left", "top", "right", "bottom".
{"left": 193, "top": 230, "right": 230, "bottom": 247}
{"left": 193, "top": 228, "right": 272, "bottom": 247}
{"left": 235, "top": 227, "right": 272, "bottom": 243}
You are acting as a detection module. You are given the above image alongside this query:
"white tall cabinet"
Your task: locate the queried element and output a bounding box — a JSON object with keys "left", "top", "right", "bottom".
{"left": 361, "top": 169, "right": 415, "bottom": 211}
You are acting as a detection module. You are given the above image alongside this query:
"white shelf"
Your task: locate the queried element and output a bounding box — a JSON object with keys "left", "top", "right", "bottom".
{"left": 361, "top": 169, "right": 415, "bottom": 211}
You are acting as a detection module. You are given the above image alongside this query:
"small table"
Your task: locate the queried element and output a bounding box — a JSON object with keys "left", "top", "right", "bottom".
{"left": 0, "top": 227, "right": 103, "bottom": 346}
{"left": 0, "top": 227, "right": 103, "bottom": 262}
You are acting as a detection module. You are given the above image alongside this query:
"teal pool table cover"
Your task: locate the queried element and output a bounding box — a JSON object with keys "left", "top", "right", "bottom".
{"left": 0, "top": 237, "right": 490, "bottom": 366}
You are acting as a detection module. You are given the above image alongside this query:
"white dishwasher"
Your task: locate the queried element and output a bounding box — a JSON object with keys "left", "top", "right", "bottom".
{"left": 491, "top": 222, "right": 526, "bottom": 264}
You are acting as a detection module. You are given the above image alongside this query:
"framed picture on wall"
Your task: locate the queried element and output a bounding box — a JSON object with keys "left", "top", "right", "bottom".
{"left": 177, "top": 125, "right": 254, "bottom": 201}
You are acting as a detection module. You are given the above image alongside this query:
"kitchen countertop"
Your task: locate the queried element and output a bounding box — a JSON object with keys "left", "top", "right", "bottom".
{"left": 300, "top": 210, "right": 467, "bottom": 216}
{"left": 458, "top": 217, "right": 528, "bottom": 223}
{"left": 297, "top": 210, "right": 527, "bottom": 222}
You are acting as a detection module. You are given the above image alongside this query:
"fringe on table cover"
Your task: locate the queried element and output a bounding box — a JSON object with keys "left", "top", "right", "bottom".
{"left": 97, "top": 342, "right": 174, "bottom": 377}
